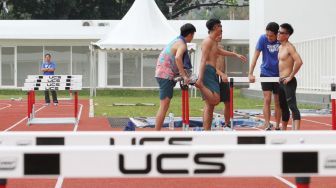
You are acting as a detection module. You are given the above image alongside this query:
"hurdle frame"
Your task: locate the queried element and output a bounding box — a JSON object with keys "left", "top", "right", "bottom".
{"left": 23, "top": 75, "right": 82, "bottom": 126}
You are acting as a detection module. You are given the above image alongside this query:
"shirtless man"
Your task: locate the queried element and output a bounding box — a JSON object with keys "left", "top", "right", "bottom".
{"left": 196, "top": 18, "right": 246, "bottom": 130}
{"left": 277, "top": 23, "right": 303, "bottom": 130}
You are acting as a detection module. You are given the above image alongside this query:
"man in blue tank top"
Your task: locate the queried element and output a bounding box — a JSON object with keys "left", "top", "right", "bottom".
{"left": 249, "top": 22, "right": 281, "bottom": 130}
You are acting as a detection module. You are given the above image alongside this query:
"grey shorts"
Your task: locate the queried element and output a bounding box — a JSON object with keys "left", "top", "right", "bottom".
{"left": 156, "top": 78, "right": 176, "bottom": 100}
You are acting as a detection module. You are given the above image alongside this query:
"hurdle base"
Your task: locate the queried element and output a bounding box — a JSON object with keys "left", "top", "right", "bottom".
{"left": 27, "top": 117, "right": 77, "bottom": 126}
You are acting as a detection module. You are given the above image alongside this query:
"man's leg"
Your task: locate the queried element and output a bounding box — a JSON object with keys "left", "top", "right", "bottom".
{"left": 224, "top": 101, "right": 230, "bottom": 125}
{"left": 263, "top": 90, "right": 272, "bottom": 129}
{"left": 44, "top": 90, "right": 50, "bottom": 104}
{"left": 196, "top": 83, "right": 220, "bottom": 105}
{"left": 155, "top": 78, "right": 175, "bottom": 131}
{"left": 284, "top": 78, "right": 301, "bottom": 130}
{"left": 203, "top": 102, "right": 215, "bottom": 130}
{"left": 279, "top": 84, "right": 290, "bottom": 130}
{"left": 273, "top": 94, "right": 281, "bottom": 130}
{"left": 51, "top": 90, "right": 58, "bottom": 104}
{"left": 155, "top": 97, "right": 171, "bottom": 131}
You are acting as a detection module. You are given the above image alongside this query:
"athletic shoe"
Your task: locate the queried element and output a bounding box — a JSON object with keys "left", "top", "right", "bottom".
{"left": 275, "top": 127, "right": 281, "bottom": 131}
{"left": 53, "top": 103, "right": 58, "bottom": 106}
{"left": 265, "top": 123, "right": 273, "bottom": 131}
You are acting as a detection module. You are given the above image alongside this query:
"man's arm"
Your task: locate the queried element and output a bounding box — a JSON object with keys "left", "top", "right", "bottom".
{"left": 248, "top": 50, "right": 261, "bottom": 82}
{"left": 217, "top": 47, "right": 247, "bottom": 63}
{"left": 175, "top": 42, "right": 189, "bottom": 83}
{"left": 288, "top": 44, "right": 303, "bottom": 79}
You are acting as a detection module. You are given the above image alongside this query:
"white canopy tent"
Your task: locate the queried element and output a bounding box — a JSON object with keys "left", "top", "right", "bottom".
{"left": 90, "top": 0, "right": 196, "bottom": 96}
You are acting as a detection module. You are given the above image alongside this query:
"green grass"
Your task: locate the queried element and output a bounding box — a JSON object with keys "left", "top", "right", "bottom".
{"left": 0, "top": 89, "right": 322, "bottom": 117}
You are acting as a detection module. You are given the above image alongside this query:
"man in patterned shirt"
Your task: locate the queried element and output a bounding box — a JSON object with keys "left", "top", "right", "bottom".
{"left": 154, "top": 23, "right": 196, "bottom": 131}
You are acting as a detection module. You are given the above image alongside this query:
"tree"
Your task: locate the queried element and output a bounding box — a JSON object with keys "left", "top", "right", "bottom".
{"left": 166, "top": 0, "right": 249, "bottom": 19}
{"left": 2, "top": 0, "right": 248, "bottom": 20}
{"left": 7, "top": 0, "right": 135, "bottom": 19}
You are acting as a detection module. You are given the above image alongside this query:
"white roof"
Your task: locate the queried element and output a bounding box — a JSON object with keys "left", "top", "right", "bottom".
{"left": 94, "top": 0, "right": 177, "bottom": 50}
{"left": 0, "top": 20, "right": 115, "bottom": 39}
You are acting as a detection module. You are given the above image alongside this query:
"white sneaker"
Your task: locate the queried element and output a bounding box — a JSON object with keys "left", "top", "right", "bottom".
{"left": 53, "top": 103, "right": 58, "bottom": 106}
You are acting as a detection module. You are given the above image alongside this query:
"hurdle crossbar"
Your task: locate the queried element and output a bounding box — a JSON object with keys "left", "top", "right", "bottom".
{"left": 1, "top": 131, "right": 336, "bottom": 146}
{"left": 22, "top": 86, "right": 82, "bottom": 91}
{"left": 0, "top": 145, "right": 335, "bottom": 178}
{"left": 24, "top": 82, "right": 82, "bottom": 87}
{"left": 25, "top": 78, "right": 82, "bottom": 83}
{"left": 27, "top": 75, "right": 82, "bottom": 79}
{"left": 228, "top": 77, "right": 279, "bottom": 83}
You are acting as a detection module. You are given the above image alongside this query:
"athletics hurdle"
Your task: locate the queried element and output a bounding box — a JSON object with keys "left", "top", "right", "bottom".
{"left": 1, "top": 131, "right": 336, "bottom": 146}
{"left": 0, "top": 144, "right": 336, "bottom": 178}
{"left": 22, "top": 75, "right": 82, "bottom": 126}
{"left": 332, "top": 82, "right": 336, "bottom": 130}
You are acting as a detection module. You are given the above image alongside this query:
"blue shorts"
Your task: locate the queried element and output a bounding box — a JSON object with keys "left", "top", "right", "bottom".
{"left": 156, "top": 78, "right": 176, "bottom": 100}
{"left": 203, "top": 64, "right": 220, "bottom": 94}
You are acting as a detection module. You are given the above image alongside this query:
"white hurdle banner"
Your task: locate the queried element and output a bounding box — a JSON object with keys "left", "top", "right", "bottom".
{"left": 27, "top": 75, "right": 82, "bottom": 80}
{"left": 0, "top": 144, "right": 336, "bottom": 178}
{"left": 22, "top": 86, "right": 82, "bottom": 91}
{"left": 228, "top": 77, "right": 279, "bottom": 83}
{"left": 1, "top": 131, "right": 336, "bottom": 146}
{"left": 24, "top": 82, "right": 82, "bottom": 87}
{"left": 25, "top": 78, "right": 82, "bottom": 83}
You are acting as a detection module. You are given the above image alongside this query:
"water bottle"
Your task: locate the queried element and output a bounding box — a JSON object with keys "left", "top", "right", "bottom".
{"left": 215, "top": 114, "right": 221, "bottom": 130}
{"left": 182, "top": 123, "right": 189, "bottom": 131}
{"left": 168, "top": 112, "right": 174, "bottom": 130}
{"left": 211, "top": 117, "right": 216, "bottom": 131}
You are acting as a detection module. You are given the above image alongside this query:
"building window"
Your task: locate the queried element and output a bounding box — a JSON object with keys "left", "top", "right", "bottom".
{"left": 45, "top": 46, "right": 71, "bottom": 75}
{"left": 123, "top": 51, "right": 141, "bottom": 87}
{"left": 1, "top": 47, "right": 15, "bottom": 86}
{"left": 17, "top": 46, "right": 43, "bottom": 87}
{"left": 107, "top": 52, "right": 120, "bottom": 86}
{"left": 72, "top": 46, "right": 90, "bottom": 87}
{"left": 143, "top": 51, "right": 159, "bottom": 87}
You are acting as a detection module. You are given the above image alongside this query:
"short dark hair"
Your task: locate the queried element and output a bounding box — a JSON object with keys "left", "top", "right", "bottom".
{"left": 180, "top": 23, "right": 196, "bottom": 37}
{"left": 266, "top": 22, "right": 279, "bottom": 35}
{"left": 45, "top": 53, "right": 51, "bottom": 58}
{"left": 206, "top": 18, "right": 221, "bottom": 32}
{"left": 280, "top": 23, "right": 294, "bottom": 36}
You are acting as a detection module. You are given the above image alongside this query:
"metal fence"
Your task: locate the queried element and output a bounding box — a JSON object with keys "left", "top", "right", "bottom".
{"left": 294, "top": 35, "right": 336, "bottom": 91}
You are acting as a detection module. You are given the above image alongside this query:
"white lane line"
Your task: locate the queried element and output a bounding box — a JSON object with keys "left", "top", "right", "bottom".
{"left": 301, "top": 118, "right": 331, "bottom": 127}
{"left": 73, "top": 104, "right": 83, "bottom": 132}
{"left": 54, "top": 176, "right": 64, "bottom": 188}
{"left": 0, "top": 103, "right": 12, "bottom": 110}
{"left": 55, "top": 104, "right": 83, "bottom": 187}
{"left": 273, "top": 176, "right": 296, "bottom": 188}
{"left": 89, "top": 98, "right": 94, "bottom": 118}
{"left": 3, "top": 106, "right": 46, "bottom": 132}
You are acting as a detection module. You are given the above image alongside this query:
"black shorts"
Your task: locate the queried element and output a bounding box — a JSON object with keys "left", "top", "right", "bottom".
{"left": 219, "top": 81, "right": 230, "bottom": 102}
{"left": 261, "top": 82, "right": 279, "bottom": 94}
{"left": 260, "top": 74, "right": 279, "bottom": 94}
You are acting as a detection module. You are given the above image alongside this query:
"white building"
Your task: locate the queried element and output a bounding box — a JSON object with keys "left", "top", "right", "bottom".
{"left": 0, "top": 0, "right": 248, "bottom": 89}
